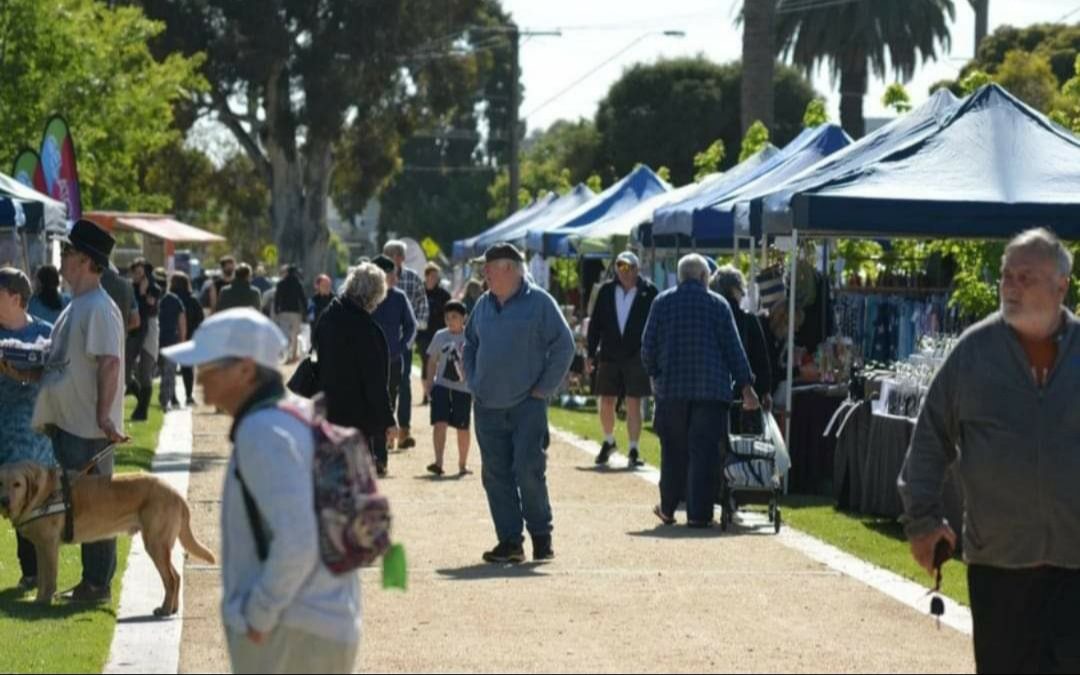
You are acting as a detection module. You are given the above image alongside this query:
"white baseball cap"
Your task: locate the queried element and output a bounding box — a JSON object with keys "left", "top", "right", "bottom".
{"left": 161, "top": 308, "right": 286, "bottom": 370}
{"left": 615, "top": 251, "right": 640, "bottom": 268}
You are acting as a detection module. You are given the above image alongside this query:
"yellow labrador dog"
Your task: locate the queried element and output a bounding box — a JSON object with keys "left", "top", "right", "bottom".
{"left": 0, "top": 461, "right": 215, "bottom": 616}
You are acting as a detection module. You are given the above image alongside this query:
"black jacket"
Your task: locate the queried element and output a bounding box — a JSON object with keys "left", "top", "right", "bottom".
{"left": 274, "top": 273, "right": 307, "bottom": 314}
{"left": 732, "top": 304, "right": 773, "bottom": 400}
{"left": 417, "top": 286, "right": 451, "bottom": 344}
{"left": 313, "top": 297, "right": 396, "bottom": 436}
{"left": 587, "top": 277, "right": 658, "bottom": 363}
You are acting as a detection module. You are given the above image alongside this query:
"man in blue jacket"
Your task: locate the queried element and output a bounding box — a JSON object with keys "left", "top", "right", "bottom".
{"left": 464, "top": 243, "right": 575, "bottom": 564}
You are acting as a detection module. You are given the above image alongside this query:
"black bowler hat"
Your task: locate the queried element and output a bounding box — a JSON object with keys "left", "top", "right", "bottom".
{"left": 484, "top": 242, "right": 524, "bottom": 264}
{"left": 58, "top": 219, "right": 115, "bottom": 267}
{"left": 372, "top": 255, "right": 396, "bottom": 274}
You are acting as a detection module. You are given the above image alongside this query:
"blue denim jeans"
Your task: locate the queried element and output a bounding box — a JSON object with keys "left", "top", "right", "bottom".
{"left": 51, "top": 429, "right": 116, "bottom": 588}
{"left": 474, "top": 397, "right": 553, "bottom": 544}
{"left": 654, "top": 400, "right": 728, "bottom": 523}
{"left": 398, "top": 347, "right": 413, "bottom": 430}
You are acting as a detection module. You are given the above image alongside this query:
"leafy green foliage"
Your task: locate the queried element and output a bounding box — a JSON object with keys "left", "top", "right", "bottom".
{"left": 960, "top": 69, "right": 992, "bottom": 95}
{"left": 692, "top": 139, "right": 725, "bottom": 182}
{"left": 802, "top": 98, "right": 830, "bottom": 127}
{"left": 882, "top": 83, "right": 913, "bottom": 114}
{"left": 739, "top": 121, "right": 771, "bottom": 162}
{"left": 485, "top": 118, "right": 600, "bottom": 223}
{"left": 656, "top": 166, "right": 672, "bottom": 183}
{"left": 595, "top": 57, "right": 816, "bottom": 184}
{"left": 0, "top": 0, "right": 206, "bottom": 211}
{"left": 993, "top": 50, "right": 1059, "bottom": 112}
{"left": 551, "top": 258, "right": 579, "bottom": 293}
{"left": 1050, "top": 55, "right": 1080, "bottom": 133}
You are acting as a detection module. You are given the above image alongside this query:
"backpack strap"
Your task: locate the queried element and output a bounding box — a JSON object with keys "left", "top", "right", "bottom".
{"left": 234, "top": 458, "right": 269, "bottom": 562}
{"left": 233, "top": 401, "right": 319, "bottom": 563}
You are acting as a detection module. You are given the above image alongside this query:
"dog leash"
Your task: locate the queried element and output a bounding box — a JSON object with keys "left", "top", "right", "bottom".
{"left": 78, "top": 443, "right": 118, "bottom": 476}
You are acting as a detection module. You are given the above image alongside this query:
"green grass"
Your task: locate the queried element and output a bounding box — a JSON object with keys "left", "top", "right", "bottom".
{"left": 0, "top": 384, "right": 166, "bottom": 673}
{"left": 548, "top": 404, "right": 969, "bottom": 606}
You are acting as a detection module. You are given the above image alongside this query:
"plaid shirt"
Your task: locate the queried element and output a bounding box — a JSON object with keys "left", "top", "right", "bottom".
{"left": 397, "top": 266, "right": 430, "bottom": 330}
{"left": 641, "top": 280, "right": 753, "bottom": 402}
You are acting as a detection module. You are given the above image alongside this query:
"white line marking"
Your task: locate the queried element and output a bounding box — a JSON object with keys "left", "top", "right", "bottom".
{"left": 105, "top": 409, "right": 194, "bottom": 674}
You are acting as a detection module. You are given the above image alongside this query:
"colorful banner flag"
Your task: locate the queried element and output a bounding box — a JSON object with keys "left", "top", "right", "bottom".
{"left": 12, "top": 149, "right": 45, "bottom": 193}
{"left": 39, "top": 115, "right": 83, "bottom": 220}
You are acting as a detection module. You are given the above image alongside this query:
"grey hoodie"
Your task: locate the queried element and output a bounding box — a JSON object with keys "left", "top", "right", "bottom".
{"left": 899, "top": 310, "right": 1080, "bottom": 569}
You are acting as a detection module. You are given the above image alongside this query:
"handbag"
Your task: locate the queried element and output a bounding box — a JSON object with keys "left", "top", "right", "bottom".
{"left": 287, "top": 349, "right": 321, "bottom": 397}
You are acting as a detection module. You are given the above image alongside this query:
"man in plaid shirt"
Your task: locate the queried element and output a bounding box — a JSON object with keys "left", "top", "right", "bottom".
{"left": 384, "top": 240, "right": 430, "bottom": 450}
{"left": 642, "top": 253, "right": 760, "bottom": 527}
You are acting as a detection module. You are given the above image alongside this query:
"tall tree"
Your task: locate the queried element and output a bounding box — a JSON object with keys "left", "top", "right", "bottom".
{"left": 740, "top": 0, "right": 777, "bottom": 135}
{"left": 138, "top": 0, "right": 502, "bottom": 274}
{"left": 776, "top": 0, "right": 954, "bottom": 138}
{"left": 594, "top": 57, "right": 817, "bottom": 185}
{"left": 0, "top": 0, "right": 204, "bottom": 211}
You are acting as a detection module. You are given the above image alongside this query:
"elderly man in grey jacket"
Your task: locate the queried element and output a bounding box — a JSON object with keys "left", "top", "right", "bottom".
{"left": 464, "top": 243, "right": 575, "bottom": 565}
{"left": 899, "top": 228, "right": 1080, "bottom": 674}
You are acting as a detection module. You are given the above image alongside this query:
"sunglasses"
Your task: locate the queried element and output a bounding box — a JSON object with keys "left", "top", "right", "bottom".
{"left": 615, "top": 262, "right": 635, "bottom": 271}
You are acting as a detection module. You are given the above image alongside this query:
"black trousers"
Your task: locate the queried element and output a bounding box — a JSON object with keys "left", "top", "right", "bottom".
{"left": 969, "top": 564, "right": 1080, "bottom": 674}
{"left": 181, "top": 366, "right": 195, "bottom": 403}
{"left": 654, "top": 400, "right": 729, "bottom": 523}
{"left": 16, "top": 532, "right": 36, "bottom": 578}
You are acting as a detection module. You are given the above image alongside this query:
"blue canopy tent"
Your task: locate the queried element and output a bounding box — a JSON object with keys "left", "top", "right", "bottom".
{"left": 694, "top": 124, "right": 852, "bottom": 243}
{"left": 490, "top": 184, "right": 600, "bottom": 252}
{"left": 452, "top": 192, "right": 557, "bottom": 262}
{"left": 738, "top": 88, "right": 960, "bottom": 239}
{"left": 527, "top": 165, "right": 669, "bottom": 256}
{"left": 772, "top": 84, "right": 1080, "bottom": 442}
{"left": 566, "top": 180, "right": 709, "bottom": 256}
{"left": 786, "top": 84, "right": 1080, "bottom": 239}
{"left": 650, "top": 144, "right": 781, "bottom": 246}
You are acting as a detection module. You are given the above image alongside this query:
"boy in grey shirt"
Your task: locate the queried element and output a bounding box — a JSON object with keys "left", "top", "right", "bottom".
{"left": 424, "top": 301, "right": 472, "bottom": 477}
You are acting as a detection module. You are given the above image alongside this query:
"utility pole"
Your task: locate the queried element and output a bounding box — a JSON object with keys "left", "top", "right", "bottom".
{"left": 509, "top": 24, "right": 521, "bottom": 215}
{"left": 484, "top": 24, "right": 560, "bottom": 217}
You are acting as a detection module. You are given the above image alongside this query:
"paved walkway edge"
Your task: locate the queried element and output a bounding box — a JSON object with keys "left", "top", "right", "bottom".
{"left": 104, "top": 409, "right": 194, "bottom": 674}
{"left": 549, "top": 426, "right": 974, "bottom": 636}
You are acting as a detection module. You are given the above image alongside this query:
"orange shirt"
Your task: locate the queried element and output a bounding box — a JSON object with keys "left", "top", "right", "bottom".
{"left": 1018, "top": 334, "right": 1058, "bottom": 387}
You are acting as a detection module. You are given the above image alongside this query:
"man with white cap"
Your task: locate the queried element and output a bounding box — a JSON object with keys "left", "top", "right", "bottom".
{"left": 586, "top": 251, "right": 658, "bottom": 468}
{"left": 163, "top": 309, "right": 361, "bottom": 674}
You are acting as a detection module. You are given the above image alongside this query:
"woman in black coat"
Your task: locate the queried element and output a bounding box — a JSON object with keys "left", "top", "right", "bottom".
{"left": 313, "top": 263, "right": 397, "bottom": 476}
{"left": 711, "top": 266, "right": 773, "bottom": 410}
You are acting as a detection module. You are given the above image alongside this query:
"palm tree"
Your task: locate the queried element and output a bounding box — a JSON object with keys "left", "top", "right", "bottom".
{"left": 970, "top": 0, "right": 989, "bottom": 53}
{"left": 741, "top": 0, "right": 777, "bottom": 135}
{"left": 776, "top": 0, "right": 954, "bottom": 138}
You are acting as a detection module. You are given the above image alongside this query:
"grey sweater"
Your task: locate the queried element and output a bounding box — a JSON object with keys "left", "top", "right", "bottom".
{"left": 464, "top": 281, "right": 575, "bottom": 410}
{"left": 898, "top": 310, "right": 1080, "bottom": 569}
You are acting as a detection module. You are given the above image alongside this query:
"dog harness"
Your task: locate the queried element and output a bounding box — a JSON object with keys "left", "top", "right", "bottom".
{"left": 15, "top": 471, "right": 74, "bottom": 543}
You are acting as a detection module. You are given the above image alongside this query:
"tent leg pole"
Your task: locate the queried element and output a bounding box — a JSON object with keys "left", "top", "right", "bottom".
{"left": 785, "top": 229, "right": 799, "bottom": 451}
{"left": 750, "top": 237, "right": 758, "bottom": 311}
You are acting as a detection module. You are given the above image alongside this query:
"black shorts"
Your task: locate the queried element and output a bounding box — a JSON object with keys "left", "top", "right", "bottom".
{"left": 431, "top": 385, "right": 472, "bottom": 430}
{"left": 595, "top": 358, "right": 652, "bottom": 398}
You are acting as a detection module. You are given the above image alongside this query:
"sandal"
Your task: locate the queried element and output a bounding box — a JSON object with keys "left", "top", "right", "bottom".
{"left": 426, "top": 463, "right": 444, "bottom": 476}
{"left": 458, "top": 467, "right": 473, "bottom": 477}
{"left": 652, "top": 504, "right": 676, "bottom": 526}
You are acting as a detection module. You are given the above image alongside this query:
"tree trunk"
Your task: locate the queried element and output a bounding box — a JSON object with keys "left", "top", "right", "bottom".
{"left": 741, "top": 0, "right": 776, "bottom": 135}
{"left": 971, "top": 0, "right": 989, "bottom": 55}
{"left": 840, "top": 58, "right": 867, "bottom": 139}
{"left": 262, "top": 61, "right": 332, "bottom": 275}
